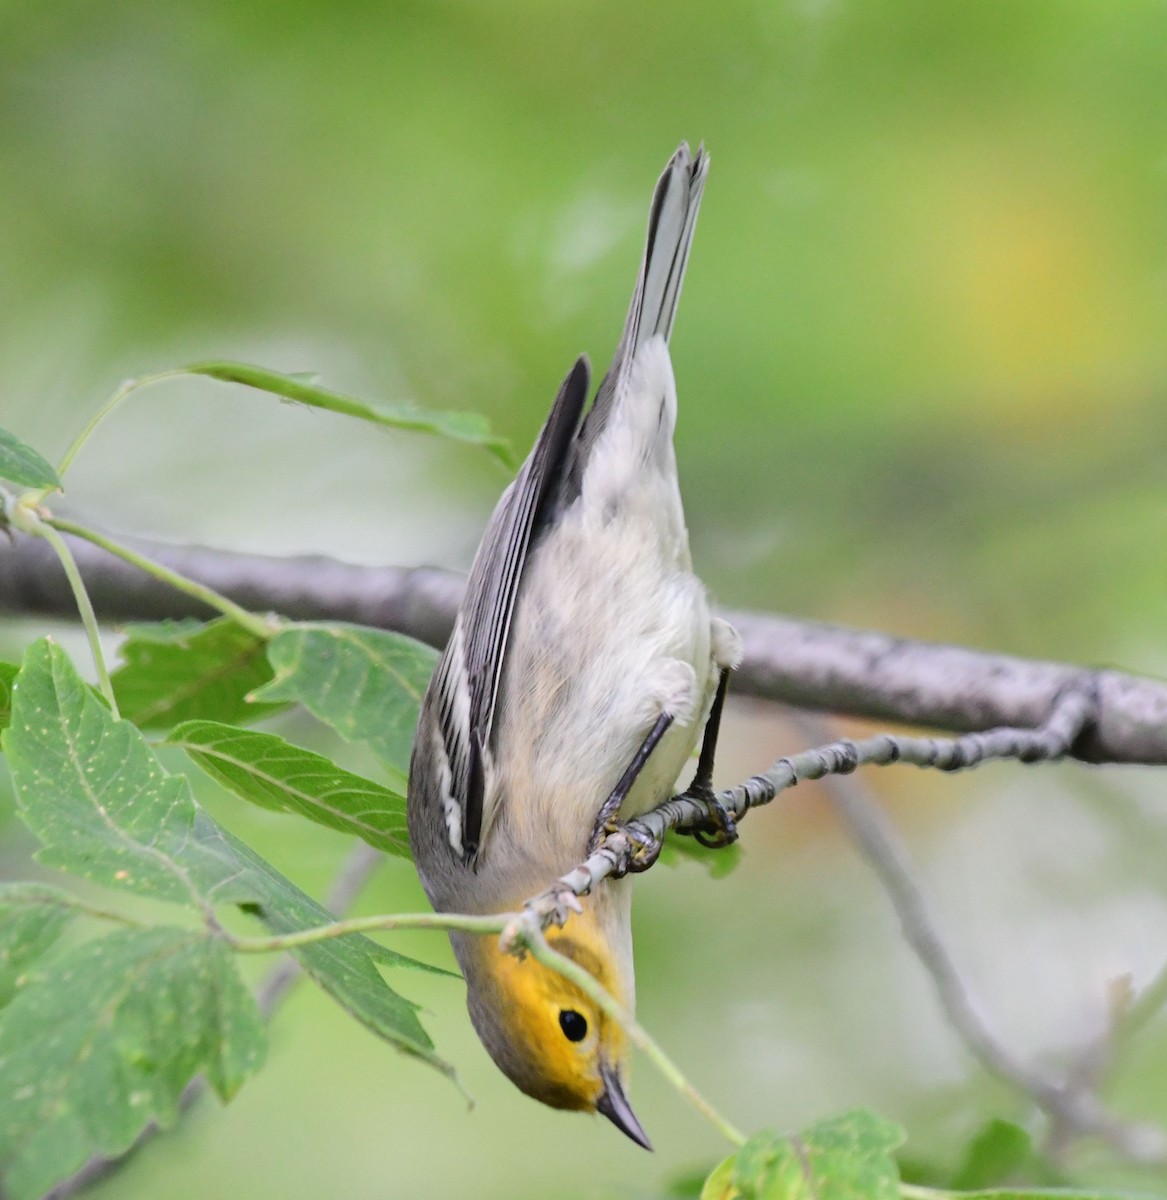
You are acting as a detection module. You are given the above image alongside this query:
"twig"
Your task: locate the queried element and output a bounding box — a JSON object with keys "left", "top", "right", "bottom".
{"left": 44, "top": 516, "right": 276, "bottom": 641}
{"left": 39, "top": 842, "right": 387, "bottom": 1200}
{"left": 523, "top": 685, "right": 1099, "bottom": 928}
{"left": 2, "top": 531, "right": 1166, "bottom": 765}
{"left": 789, "top": 711, "right": 1167, "bottom": 1167}
{"left": 12, "top": 517, "right": 119, "bottom": 715}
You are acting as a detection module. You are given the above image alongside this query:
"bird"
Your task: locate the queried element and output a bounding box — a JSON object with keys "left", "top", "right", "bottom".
{"left": 407, "top": 142, "right": 741, "bottom": 1150}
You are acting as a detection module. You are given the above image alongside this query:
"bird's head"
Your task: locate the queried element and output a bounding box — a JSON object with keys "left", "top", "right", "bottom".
{"left": 452, "top": 913, "right": 650, "bottom": 1149}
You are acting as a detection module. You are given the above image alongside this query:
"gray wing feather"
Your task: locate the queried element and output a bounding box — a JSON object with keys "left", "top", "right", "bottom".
{"left": 430, "top": 356, "right": 590, "bottom": 862}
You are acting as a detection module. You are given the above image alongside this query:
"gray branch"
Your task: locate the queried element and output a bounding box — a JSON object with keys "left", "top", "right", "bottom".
{"left": 2, "top": 530, "right": 1165, "bottom": 765}
{"left": 514, "top": 686, "right": 1167, "bottom": 1166}
{"left": 790, "top": 713, "right": 1166, "bottom": 1167}
{"left": 521, "top": 683, "right": 1099, "bottom": 927}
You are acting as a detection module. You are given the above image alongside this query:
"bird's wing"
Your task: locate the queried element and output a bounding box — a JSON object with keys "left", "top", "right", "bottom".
{"left": 428, "top": 356, "right": 590, "bottom": 863}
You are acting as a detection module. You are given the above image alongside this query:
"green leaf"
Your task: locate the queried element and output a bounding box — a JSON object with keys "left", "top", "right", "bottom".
{"left": 659, "top": 831, "right": 743, "bottom": 879}
{"left": 254, "top": 623, "right": 437, "bottom": 775}
{"left": 0, "top": 426, "right": 60, "bottom": 489}
{"left": 930, "top": 1191, "right": 1151, "bottom": 1199}
{"left": 5, "top": 639, "right": 257, "bottom": 904}
{"left": 0, "top": 926, "right": 264, "bottom": 1200}
{"left": 0, "top": 884, "right": 79, "bottom": 1008}
{"left": 702, "top": 1110, "right": 904, "bottom": 1200}
{"left": 949, "top": 1119, "right": 1039, "bottom": 1190}
{"left": 0, "top": 661, "right": 18, "bottom": 732}
{"left": 184, "top": 361, "right": 515, "bottom": 467}
{"left": 112, "top": 617, "right": 281, "bottom": 731}
{"left": 2, "top": 639, "right": 453, "bottom": 1070}
{"left": 169, "top": 719, "right": 410, "bottom": 858}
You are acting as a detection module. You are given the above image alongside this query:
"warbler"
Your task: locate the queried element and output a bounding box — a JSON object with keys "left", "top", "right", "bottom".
{"left": 407, "top": 143, "right": 740, "bottom": 1149}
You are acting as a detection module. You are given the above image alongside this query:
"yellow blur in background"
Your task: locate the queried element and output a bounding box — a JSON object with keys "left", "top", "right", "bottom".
{"left": 1, "top": 2, "right": 1166, "bottom": 1197}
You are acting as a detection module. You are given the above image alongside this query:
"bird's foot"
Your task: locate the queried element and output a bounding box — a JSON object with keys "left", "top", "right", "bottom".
{"left": 682, "top": 781, "right": 739, "bottom": 849}
{"left": 594, "top": 817, "right": 662, "bottom": 876}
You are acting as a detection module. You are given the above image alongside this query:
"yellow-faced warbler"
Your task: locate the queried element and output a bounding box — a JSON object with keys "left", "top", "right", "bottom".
{"left": 408, "top": 143, "right": 740, "bottom": 1149}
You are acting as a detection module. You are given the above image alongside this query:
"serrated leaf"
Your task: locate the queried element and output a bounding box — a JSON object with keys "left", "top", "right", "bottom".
{"left": 0, "top": 926, "right": 264, "bottom": 1200}
{"left": 0, "top": 884, "right": 79, "bottom": 1008}
{"left": 660, "top": 831, "right": 743, "bottom": 879}
{"left": 184, "top": 361, "right": 515, "bottom": 467}
{"left": 112, "top": 617, "right": 281, "bottom": 731}
{"left": 0, "top": 661, "right": 18, "bottom": 732}
{"left": 254, "top": 623, "right": 437, "bottom": 775}
{"left": 2, "top": 639, "right": 453, "bottom": 1072}
{"left": 5, "top": 639, "right": 263, "bottom": 904}
{"left": 702, "top": 1110, "right": 904, "bottom": 1200}
{"left": 0, "top": 426, "right": 60, "bottom": 489}
{"left": 169, "top": 720, "right": 410, "bottom": 857}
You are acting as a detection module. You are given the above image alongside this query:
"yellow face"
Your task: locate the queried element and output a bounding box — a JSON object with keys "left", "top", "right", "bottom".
{"left": 458, "top": 919, "right": 650, "bottom": 1147}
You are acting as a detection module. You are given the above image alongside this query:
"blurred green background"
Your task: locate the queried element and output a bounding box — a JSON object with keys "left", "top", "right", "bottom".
{"left": 2, "top": 1, "right": 1167, "bottom": 1197}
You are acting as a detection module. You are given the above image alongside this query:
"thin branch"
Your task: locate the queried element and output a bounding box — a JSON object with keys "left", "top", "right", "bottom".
{"left": 522, "top": 685, "right": 1099, "bottom": 929}
{"left": 44, "top": 516, "right": 276, "bottom": 640}
{"left": 16, "top": 518, "right": 119, "bottom": 715}
{"left": 2, "top": 529, "right": 1164, "bottom": 765}
{"left": 40, "top": 842, "right": 387, "bottom": 1200}
{"left": 790, "top": 713, "right": 1167, "bottom": 1168}
{"left": 522, "top": 927, "right": 746, "bottom": 1147}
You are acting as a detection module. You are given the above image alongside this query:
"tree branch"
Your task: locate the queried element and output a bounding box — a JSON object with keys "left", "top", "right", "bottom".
{"left": 791, "top": 713, "right": 1167, "bottom": 1167}
{"left": 1, "top": 528, "right": 1165, "bottom": 765}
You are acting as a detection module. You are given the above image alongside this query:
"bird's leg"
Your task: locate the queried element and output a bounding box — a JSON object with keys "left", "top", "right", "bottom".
{"left": 588, "top": 712, "right": 674, "bottom": 870}
{"left": 680, "top": 668, "right": 738, "bottom": 848}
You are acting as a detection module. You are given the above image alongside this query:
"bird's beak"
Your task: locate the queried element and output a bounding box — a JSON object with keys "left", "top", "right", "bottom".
{"left": 597, "top": 1063, "right": 652, "bottom": 1150}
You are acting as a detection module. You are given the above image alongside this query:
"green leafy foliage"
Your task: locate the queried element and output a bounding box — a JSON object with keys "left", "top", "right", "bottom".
{"left": 0, "top": 926, "right": 265, "bottom": 1200}
{"left": 5, "top": 638, "right": 258, "bottom": 904}
{"left": 0, "top": 426, "right": 59, "bottom": 489}
{"left": 660, "top": 830, "right": 743, "bottom": 878}
{"left": 184, "top": 361, "right": 515, "bottom": 466}
{"left": 931, "top": 1190, "right": 1151, "bottom": 1199}
{"left": 169, "top": 719, "right": 410, "bottom": 857}
{"left": 254, "top": 623, "right": 437, "bottom": 775}
{"left": 0, "top": 661, "right": 17, "bottom": 732}
{"left": 701, "top": 1110, "right": 904, "bottom": 1200}
{"left": 111, "top": 618, "right": 281, "bottom": 731}
{"left": 0, "top": 883, "right": 79, "bottom": 1007}
{"left": 948, "top": 1120, "right": 1049, "bottom": 1190}
{"left": 700, "top": 1112, "right": 1150, "bottom": 1200}
{"left": 1, "top": 640, "right": 449, "bottom": 1069}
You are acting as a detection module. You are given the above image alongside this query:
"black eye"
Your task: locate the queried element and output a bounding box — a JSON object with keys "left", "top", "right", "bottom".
{"left": 558, "top": 1009, "right": 588, "bottom": 1042}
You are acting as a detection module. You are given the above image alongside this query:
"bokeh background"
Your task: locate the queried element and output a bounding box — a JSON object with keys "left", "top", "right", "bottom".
{"left": 2, "top": 2, "right": 1167, "bottom": 1197}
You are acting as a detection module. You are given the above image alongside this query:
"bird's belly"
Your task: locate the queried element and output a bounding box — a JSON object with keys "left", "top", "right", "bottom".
{"left": 490, "top": 508, "right": 715, "bottom": 866}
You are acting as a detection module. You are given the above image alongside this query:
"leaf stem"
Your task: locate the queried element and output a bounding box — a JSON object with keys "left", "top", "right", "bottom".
{"left": 32, "top": 519, "right": 119, "bottom": 714}
{"left": 227, "top": 910, "right": 508, "bottom": 953}
{"left": 523, "top": 925, "right": 747, "bottom": 1147}
{"left": 45, "top": 516, "right": 275, "bottom": 640}
{"left": 54, "top": 369, "right": 188, "bottom": 482}
{"left": 227, "top": 907, "right": 746, "bottom": 1147}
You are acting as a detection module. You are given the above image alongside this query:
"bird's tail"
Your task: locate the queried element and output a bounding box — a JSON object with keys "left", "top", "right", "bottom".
{"left": 621, "top": 141, "right": 709, "bottom": 356}
{"left": 573, "top": 143, "right": 708, "bottom": 464}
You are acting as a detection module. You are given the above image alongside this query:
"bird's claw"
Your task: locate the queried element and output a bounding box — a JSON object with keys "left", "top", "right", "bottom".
{"left": 597, "top": 818, "right": 662, "bottom": 876}
{"left": 684, "top": 782, "right": 739, "bottom": 849}
{"left": 524, "top": 885, "right": 583, "bottom": 932}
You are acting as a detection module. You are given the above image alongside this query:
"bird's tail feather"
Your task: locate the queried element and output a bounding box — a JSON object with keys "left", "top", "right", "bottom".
{"left": 571, "top": 143, "right": 708, "bottom": 475}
